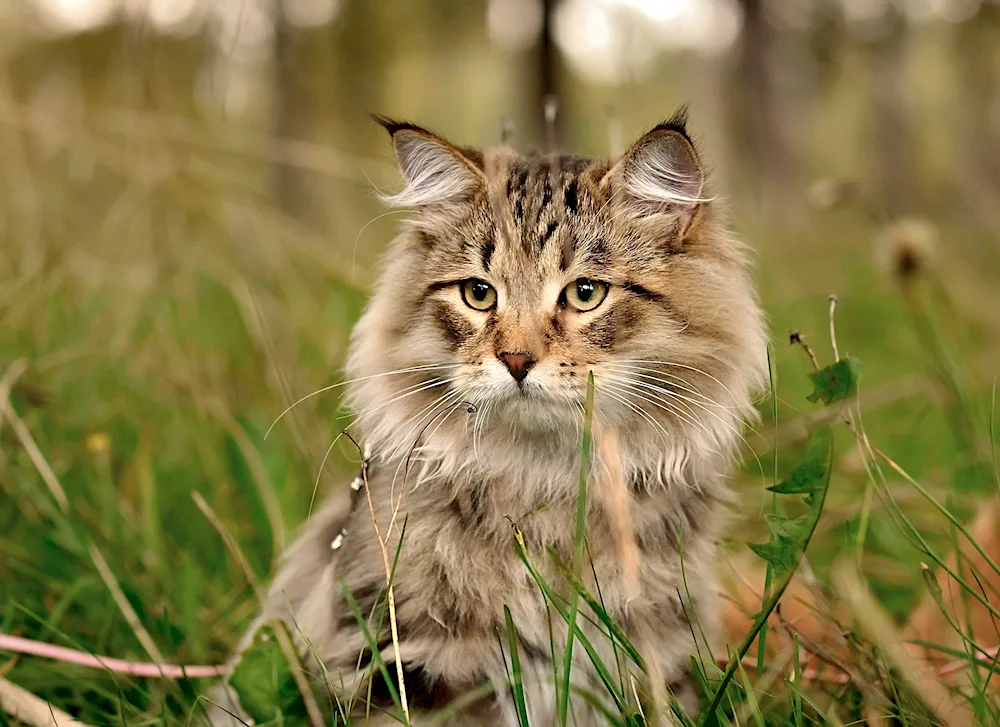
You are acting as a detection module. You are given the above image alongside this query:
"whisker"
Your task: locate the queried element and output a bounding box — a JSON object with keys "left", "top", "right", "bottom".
{"left": 392, "top": 393, "right": 472, "bottom": 529}
{"left": 601, "top": 379, "right": 710, "bottom": 444}
{"left": 608, "top": 376, "right": 764, "bottom": 475}
{"left": 595, "top": 382, "right": 671, "bottom": 445}
{"left": 609, "top": 359, "right": 745, "bottom": 412}
{"left": 605, "top": 376, "right": 720, "bottom": 438}
{"left": 608, "top": 371, "right": 741, "bottom": 424}
{"left": 351, "top": 209, "right": 410, "bottom": 283}
{"left": 418, "top": 389, "right": 471, "bottom": 459}
{"left": 387, "top": 389, "right": 464, "bottom": 464}
{"left": 620, "top": 375, "right": 754, "bottom": 442}
{"left": 413, "top": 393, "right": 471, "bottom": 485}
{"left": 310, "top": 431, "right": 347, "bottom": 520}
{"left": 609, "top": 364, "right": 761, "bottom": 440}
{"left": 602, "top": 364, "right": 744, "bottom": 412}
{"left": 472, "top": 397, "right": 496, "bottom": 470}
{"left": 387, "top": 394, "right": 457, "bottom": 503}
{"left": 390, "top": 390, "right": 466, "bottom": 497}
{"left": 349, "top": 377, "right": 459, "bottom": 423}
{"left": 265, "top": 364, "right": 455, "bottom": 439}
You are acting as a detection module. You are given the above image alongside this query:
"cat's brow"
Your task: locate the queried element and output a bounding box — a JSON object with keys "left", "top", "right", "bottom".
{"left": 500, "top": 154, "right": 592, "bottom": 261}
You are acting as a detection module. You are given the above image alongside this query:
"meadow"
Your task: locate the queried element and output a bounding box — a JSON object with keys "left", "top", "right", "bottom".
{"left": 3, "top": 5, "right": 1000, "bottom": 724}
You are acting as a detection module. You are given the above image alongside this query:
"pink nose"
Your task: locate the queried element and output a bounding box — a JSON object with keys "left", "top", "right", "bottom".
{"left": 498, "top": 352, "right": 536, "bottom": 383}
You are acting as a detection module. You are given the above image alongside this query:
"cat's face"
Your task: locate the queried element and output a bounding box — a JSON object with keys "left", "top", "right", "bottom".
{"left": 348, "top": 113, "right": 767, "bottom": 472}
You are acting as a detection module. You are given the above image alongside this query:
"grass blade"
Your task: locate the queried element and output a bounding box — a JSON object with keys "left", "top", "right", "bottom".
{"left": 557, "top": 372, "right": 596, "bottom": 726}
{"left": 503, "top": 606, "right": 531, "bottom": 727}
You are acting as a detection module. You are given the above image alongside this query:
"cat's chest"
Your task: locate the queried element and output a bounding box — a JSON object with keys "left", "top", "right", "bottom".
{"left": 396, "top": 489, "right": 637, "bottom": 618}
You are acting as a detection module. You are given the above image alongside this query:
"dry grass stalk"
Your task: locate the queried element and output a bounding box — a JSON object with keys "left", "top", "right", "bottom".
{"left": 831, "top": 559, "right": 965, "bottom": 726}
{"left": 0, "top": 678, "right": 94, "bottom": 727}
{"left": 353, "top": 443, "right": 411, "bottom": 723}
{"left": 193, "top": 492, "right": 325, "bottom": 726}
{"left": 596, "top": 424, "right": 668, "bottom": 724}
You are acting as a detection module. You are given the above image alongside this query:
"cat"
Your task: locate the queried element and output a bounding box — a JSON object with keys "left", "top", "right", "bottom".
{"left": 208, "top": 108, "right": 768, "bottom": 726}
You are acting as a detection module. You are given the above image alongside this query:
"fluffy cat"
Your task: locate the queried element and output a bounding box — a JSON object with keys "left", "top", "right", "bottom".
{"left": 210, "top": 109, "right": 768, "bottom": 726}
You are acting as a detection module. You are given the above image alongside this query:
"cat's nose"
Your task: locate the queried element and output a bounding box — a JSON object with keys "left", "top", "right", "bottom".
{"left": 498, "top": 352, "right": 536, "bottom": 383}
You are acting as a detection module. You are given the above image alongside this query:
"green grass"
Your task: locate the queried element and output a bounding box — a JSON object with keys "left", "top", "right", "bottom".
{"left": 2, "top": 111, "right": 1000, "bottom": 726}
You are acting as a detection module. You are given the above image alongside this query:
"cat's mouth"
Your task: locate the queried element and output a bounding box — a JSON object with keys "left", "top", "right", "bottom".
{"left": 469, "top": 378, "right": 583, "bottom": 421}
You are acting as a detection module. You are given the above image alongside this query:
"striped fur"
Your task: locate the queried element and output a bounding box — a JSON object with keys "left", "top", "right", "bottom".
{"left": 211, "top": 111, "right": 768, "bottom": 726}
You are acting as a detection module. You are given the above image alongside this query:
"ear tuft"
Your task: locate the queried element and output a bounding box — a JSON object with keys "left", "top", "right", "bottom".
{"left": 608, "top": 105, "right": 709, "bottom": 226}
{"left": 371, "top": 114, "right": 425, "bottom": 137}
{"left": 373, "top": 115, "right": 484, "bottom": 209}
{"left": 654, "top": 104, "right": 691, "bottom": 139}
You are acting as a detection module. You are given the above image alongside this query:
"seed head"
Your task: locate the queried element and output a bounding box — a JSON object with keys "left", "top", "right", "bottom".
{"left": 875, "top": 217, "right": 937, "bottom": 280}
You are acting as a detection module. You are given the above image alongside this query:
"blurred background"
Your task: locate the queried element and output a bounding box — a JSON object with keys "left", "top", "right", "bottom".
{"left": 2, "top": 0, "right": 1000, "bottom": 723}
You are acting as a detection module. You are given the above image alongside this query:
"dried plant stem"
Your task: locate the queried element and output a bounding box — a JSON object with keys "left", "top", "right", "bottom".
{"left": 596, "top": 425, "right": 667, "bottom": 724}
{"left": 829, "top": 294, "right": 841, "bottom": 361}
{"left": 788, "top": 330, "right": 820, "bottom": 372}
{"left": 3, "top": 627, "right": 994, "bottom": 688}
{"left": 0, "top": 358, "right": 28, "bottom": 439}
{"left": 192, "top": 493, "right": 324, "bottom": 727}
{"left": 86, "top": 544, "right": 166, "bottom": 666}
{"left": 0, "top": 635, "right": 222, "bottom": 679}
{"left": 193, "top": 492, "right": 265, "bottom": 602}
{"left": 0, "top": 678, "right": 93, "bottom": 727}
{"left": 345, "top": 434, "right": 410, "bottom": 724}
{"left": 204, "top": 401, "right": 286, "bottom": 555}
{"left": 0, "top": 359, "right": 67, "bottom": 510}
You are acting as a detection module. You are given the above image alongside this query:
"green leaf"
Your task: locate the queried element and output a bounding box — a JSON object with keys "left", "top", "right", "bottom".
{"left": 768, "top": 427, "right": 835, "bottom": 504}
{"left": 749, "top": 428, "right": 835, "bottom": 583}
{"left": 701, "top": 426, "right": 834, "bottom": 727}
{"left": 747, "top": 514, "right": 812, "bottom": 578}
{"left": 806, "top": 358, "right": 860, "bottom": 405}
{"left": 229, "top": 622, "right": 307, "bottom": 725}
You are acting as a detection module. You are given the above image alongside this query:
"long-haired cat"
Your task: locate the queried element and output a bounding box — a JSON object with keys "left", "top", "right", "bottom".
{"left": 210, "top": 109, "right": 768, "bottom": 726}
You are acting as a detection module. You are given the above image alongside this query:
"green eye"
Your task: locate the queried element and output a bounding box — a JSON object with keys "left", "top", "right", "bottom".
{"left": 461, "top": 279, "right": 497, "bottom": 311}
{"left": 563, "top": 278, "right": 609, "bottom": 312}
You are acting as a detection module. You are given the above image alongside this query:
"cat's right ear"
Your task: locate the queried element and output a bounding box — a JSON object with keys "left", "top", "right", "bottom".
{"left": 374, "top": 116, "right": 486, "bottom": 208}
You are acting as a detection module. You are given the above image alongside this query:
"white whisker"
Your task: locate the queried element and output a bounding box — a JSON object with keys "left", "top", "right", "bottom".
{"left": 602, "top": 364, "right": 744, "bottom": 412}
{"left": 350, "top": 377, "right": 459, "bottom": 423}
{"left": 265, "top": 364, "right": 455, "bottom": 439}
{"left": 606, "top": 375, "right": 764, "bottom": 474}
{"left": 595, "top": 382, "right": 671, "bottom": 445}
{"left": 390, "top": 390, "right": 467, "bottom": 498}
{"left": 310, "top": 431, "right": 347, "bottom": 520}
{"left": 387, "top": 389, "right": 464, "bottom": 464}
{"left": 601, "top": 379, "right": 710, "bottom": 444}
{"left": 609, "top": 359, "right": 746, "bottom": 413}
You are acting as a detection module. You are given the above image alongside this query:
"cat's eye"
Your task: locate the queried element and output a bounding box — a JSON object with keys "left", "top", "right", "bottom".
{"left": 460, "top": 279, "right": 497, "bottom": 311}
{"left": 563, "top": 279, "right": 609, "bottom": 312}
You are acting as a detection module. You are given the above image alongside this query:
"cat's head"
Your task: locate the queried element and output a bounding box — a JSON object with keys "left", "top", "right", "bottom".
{"left": 347, "top": 110, "right": 768, "bottom": 482}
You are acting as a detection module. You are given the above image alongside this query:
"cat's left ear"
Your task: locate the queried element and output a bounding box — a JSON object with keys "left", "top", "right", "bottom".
{"left": 374, "top": 116, "right": 486, "bottom": 209}
{"left": 603, "top": 108, "right": 708, "bottom": 236}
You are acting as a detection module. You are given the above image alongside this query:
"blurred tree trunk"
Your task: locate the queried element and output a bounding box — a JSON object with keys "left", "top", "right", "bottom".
{"left": 952, "top": 4, "right": 1000, "bottom": 218}
{"left": 270, "top": 0, "right": 315, "bottom": 224}
{"left": 535, "top": 0, "right": 561, "bottom": 149}
{"left": 731, "top": 0, "right": 798, "bottom": 224}
{"left": 869, "top": 6, "right": 911, "bottom": 217}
